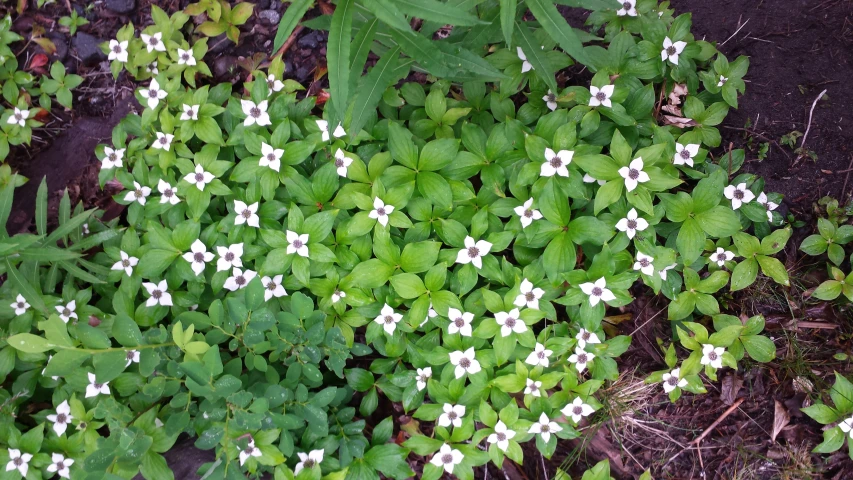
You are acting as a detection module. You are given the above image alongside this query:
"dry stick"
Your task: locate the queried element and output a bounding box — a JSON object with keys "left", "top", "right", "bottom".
{"left": 800, "top": 88, "right": 828, "bottom": 151}
{"left": 719, "top": 17, "right": 749, "bottom": 47}
{"left": 841, "top": 156, "right": 853, "bottom": 201}
{"left": 663, "top": 398, "right": 745, "bottom": 468}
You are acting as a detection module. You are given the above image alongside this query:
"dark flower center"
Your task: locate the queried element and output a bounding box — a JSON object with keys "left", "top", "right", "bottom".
{"left": 126, "top": 351, "right": 135, "bottom": 360}
{"left": 467, "top": 247, "right": 479, "bottom": 258}
{"left": 195, "top": 173, "right": 206, "bottom": 182}
{"left": 148, "top": 89, "right": 158, "bottom": 98}
{"left": 680, "top": 149, "right": 691, "bottom": 159}
{"left": 540, "top": 424, "right": 550, "bottom": 432}
{"left": 164, "top": 188, "right": 174, "bottom": 197}
{"left": 235, "top": 276, "right": 246, "bottom": 286}
{"left": 13, "top": 458, "right": 22, "bottom": 466}
{"left": 547, "top": 93, "right": 556, "bottom": 102}
{"left": 194, "top": 252, "right": 205, "bottom": 262}
{"left": 448, "top": 412, "right": 458, "bottom": 420}
{"left": 720, "top": 77, "right": 727, "bottom": 84}
{"left": 666, "top": 46, "right": 677, "bottom": 55}
{"left": 591, "top": 287, "right": 602, "bottom": 297}
{"left": 504, "top": 317, "right": 516, "bottom": 327}
{"left": 454, "top": 318, "right": 465, "bottom": 328}
{"left": 152, "top": 290, "right": 162, "bottom": 299}
{"left": 667, "top": 377, "right": 679, "bottom": 385}
{"left": 241, "top": 209, "right": 252, "bottom": 219}
{"left": 459, "top": 358, "right": 471, "bottom": 368}
{"left": 159, "top": 137, "right": 168, "bottom": 144}
{"left": 573, "top": 406, "right": 583, "bottom": 415}
{"left": 577, "top": 353, "right": 588, "bottom": 363}
{"left": 56, "top": 413, "right": 67, "bottom": 423}
{"left": 582, "top": 332, "right": 591, "bottom": 340}
{"left": 525, "top": 292, "right": 535, "bottom": 301}
{"left": 149, "top": 37, "right": 158, "bottom": 45}
{"left": 708, "top": 351, "right": 718, "bottom": 360}
{"left": 596, "top": 92, "right": 607, "bottom": 101}
{"left": 628, "top": 168, "right": 640, "bottom": 180}
{"left": 108, "top": 153, "right": 117, "bottom": 161}
{"left": 250, "top": 107, "right": 261, "bottom": 118}
{"left": 181, "top": 53, "right": 190, "bottom": 60}
{"left": 267, "top": 79, "right": 275, "bottom": 88}
{"left": 134, "top": 188, "right": 143, "bottom": 197}
{"left": 62, "top": 308, "right": 71, "bottom": 316}
{"left": 717, "top": 253, "right": 727, "bottom": 261}
{"left": 56, "top": 461, "right": 65, "bottom": 469}
{"left": 639, "top": 259, "right": 650, "bottom": 267}
{"left": 523, "top": 208, "right": 533, "bottom": 218}
{"left": 384, "top": 315, "right": 394, "bottom": 324}
{"left": 529, "top": 383, "right": 538, "bottom": 391}
{"left": 376, "top": 207, "right": 386, "bottom": 216}
{"left": 292, "top": 240, "right": 303, "bottom": 249}
{"left": 225, "top": 252, "right": 235, "bottom": 261}
{"left": 537, "top": 351, "right": 546, "bottom": 359}
{"left": 17, "top": 302, "right": 25, "bottom": 308}
{"left": 623, "top": 1, "right": 632, "bottom": 9}
{"left": 549, "top": 156, "right": 563, "bottom": 168}
{"left": 94, "top": 382, "right": 104, "bottom": 388}
{"left": 335, "top": 159, "right": 344, "bottom": 167}
{"left": 441, "top": 454, "right": 453, "bottom": 464}
{"left": 186, "top": 108, "right": 194, "bottom": 117}
{"left": 734, "top": 190, "right": 744, "bottom": 199}
{"left": 626, "top": 219, "right": 637, "bottom": 229}
{"left": 112, "top": 45, "right": 122, "bottom": 53}
{"left": 267, "top": 153, "right": 276, "bottom": 162}
{"left": 303, "top": 459, "right": 314, "bottom": 468}
{"left": 267, "top": 281, "right": 277, "bottom": 291}
{"left": 496, "top": 432, "right": 506, "bottom": 441}
{"left": 122, "top": 259, "right": 130, "bottom": 267}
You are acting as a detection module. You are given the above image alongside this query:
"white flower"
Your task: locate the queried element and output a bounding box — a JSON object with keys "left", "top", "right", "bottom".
{"left": 233, "top": 200, "right": 260, "bottom": 228}
{"left": 141, "top": 32, "right": 165, "bottom": 52}
{"left": 589, "top": 84, "right": 615, "bottom": 108}
{"left": 46, "top": 401, "right": 73, "bottom": 436}
{"left": 111, "top": 250, "right": 138, "bottom": 276}
{"left": 374, "top": 304, "right": 402, "bottom": 335}
{"left": 710, "top": 247, "right": 735, "bottom": 267}
{"left": 562, "top": 397, "right": 595, "bottom": 424}
{"left": 334, "top": 149, "right": 353, "bottom": 177}
{"left": 525, "top": 342, "right": 553, "bottom": 367}
{"left": 438, "top": 403, "right": 466, "bottom": 428}
{"left": 524, "top": 378, "right": 542, "bottom": 397}
{"left": 514, "top": 197, "right": 543, "bottom": 229}
{"left": 633, "top": 251, "right": 655, "bottom": 276}
{"left": 576, "top": 328, "right": 601, "bottom": 349}
{"left": 673, "top": 143, "right": 699, "bottom": 167}
{"left": 82, "top": 223, "right": 89, "bottom": 235}
{"left": 757, "top": 192, "right": 779, "bottom": 221}
{"left": 583, "top": 173, "right": 606, "bottom": 185}
{"left": 331, "top": 289, "right": 346, "bottom": 303}
{"left": 124, "top": 181, "right": 151, "bottom": 205}
{"left": 85, "top": 372, "right": 110, "bottom": 398}
{"left": 658, "top": 263, "right": 678, "bottom": 280}
{"left": 568, "top": 347, "right": 595, "bottom": 373}
{"left": 143, "top": 280, "right": 172, "bottom": 307}
{"left": 216, "top": 243, "right": 243, "bottom": 271}
{"left": 839, "top": 416, "right": 853, "bottom": 438}
{"left": 541, "top": 147, "right": 572, "bottom": 177}
{"left": 516, "top": 47, "right": 533, "bottom": 73}
{"left": 661, "top": 36, "right": 687, "bottom": 65}
{"left": 140, "top": 78, "right": 167, "bottom": 109}
{"left": 456, "top": 236, "right": 492, "bottom": 269}
{"left": 430, "top": 444, "right": 463, "bottom": 474}
{"left": 6, "top": 107, "right": 29, "bottom": 127}
{"left": 224, "top": 268, "right": 257, "bottom": 291}
{"left": 717, "top": 75, "right": 728, "bottom": 87}
{"left": 184, "top": 164, "right": 214, "bottom": 190}
{"left": 146, "top": 62, "right": 159, "bottom": 75}
{"left": 724, "top": 183, "right": 755, "bottom": 210}
{"left": 266, "top": 74, "right": 284, "bottom": 94}
{"left": 316, "top": 119, "right": 346, "bottom": 142}
{"left": 259, "top": 142, "right": 283, "bottom": 172}
{"left": 5, "top": 449, "right": 32, "bottom": 477}
{"left": 515, "top": 278, "right": 545, "bottom": 310}
{"left": 421, "top": 304, "right": 438, "bottom": 327}
{"left": 261, "top": 275, "right": 287, "bottom": 301}
{"left": 10, "top": 294, "right": 29, "bottom": 315}
{"left": 101, "top": 146, "right": 124, "bottom": 169}
{"left": 495, "top": 308, "right": 527, "bottom": 337}
{"left": 369, "top": 197, "right": 394, "bottom": 227}
{"left": 180, "top": 104, "right": 199, "bottom": 121}
{"left": 618, "top": 157, "right": 650, "bottom": 192}
{"left": 449, "top": 347, "right": 481, "bottom": 379}
{"left": 125, "top": 350, "right": 140, "bottom": 367}
{"left": 662, "top": 368, "right": 688, "bottom": 393}
{"left": 617, "top": 0, "right": 637, "bottom": 16}
{"left": 294, "top": 449, "right": 324, "bottom": 474}
{"left": 700, "top": 344, "right": 725, "bottom": 369}
{"left": 176, "top": 48, "right": 196, "bottom": 66}
{"left": 446, "top": 308, "right": 474, "bottom": 337}
{"left": 107, "top": 39, "right": 128, "bottom": 62}
{"left": 182, "top": 239, "right": 214, "bottom": 276}
{"left": 157, "top": 179, "right": 180, "bottom": 205}
{"left": 46, "top": 452, "right": 74, "bottom": 479}
{"left": 528, "top": 413, "right": 562, "bottom": 442}
{"left": 152, "top": 132, "right": 174, "bottom": 151}
{"left": 579, "top": 277, "right": 615, "bottom": 307}
{"left": 615, "top": 208, "right": 649, "bottom": 239}
{"left": 286, "top": 230, "right": 310, "bottom": 257}
{"left": 415, "top": 367, "right": 431, "bottom": 391}
{"left": 238, "top": 441, "right": 262, "bottom": 466}
{"left": 487, "top": 421, "right": 516, "bottom": 452}
{"left": 55, "top": 300, "right": 77, "bottom": 323}
{"left": 241, "top": 99, "right": 271, "bottom": 127}
{"left": 542, "top": 90, "right": 558, "bottom": 111}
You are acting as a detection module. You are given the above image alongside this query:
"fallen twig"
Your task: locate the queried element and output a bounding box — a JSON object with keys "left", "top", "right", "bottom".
{"left": 273, "top": 25, "right": 304, "bottom": 59}
{"left": 720, "top": 17, "right": 749, "bottom": 47}
{"left": 800, "top": 88, "right": 827, "bottom": 151}
{"left": 663, "top": 398, "right": 745, "bottom": 468}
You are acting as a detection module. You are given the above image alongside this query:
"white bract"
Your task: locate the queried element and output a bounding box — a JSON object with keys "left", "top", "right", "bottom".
{"left": 711, "top": 247, "right": 735, "bottom": 267}
{"left": 107, "top": 39, "right": 128, "bottom": 62}
{"left": 617, "top": 0, "right": 637, "bottom": 16}
{"left": 568, "top": 347, "right": 595, "bottom": 373}
{"left": 234, "top": 200, "right": 260, "bottom": 228}
{"left": 46, "top": 453, "right": 73, "bottom": 479}
{"left": 331, "top": 289, "right": 346, "bottom": 303}
{"left": 615, "top": 208, "right": 649, "bottom": 239}
{"left": 238, "top": 441, "right": 261, "bottom": 466}
{"left": 717, "top": 75, "right": 728, "bottom": 87}
{"left": 724, "top": 183, "right": 755, "bottom": 210}
{"left": 11, "top": 294, "right": 29, "bottom": 315}
{"left": 266, "top": 74, "right": 284, "bottom": 94}
{"left": 125, "top": 350, "right": 140, "bottom": 367}
{"left": 515, "top": 278, "right": 545, "bottom": 309}
{"left": 673, "top": 143, "right": 699, "bottom": 166}
{"left": 143, "top": 280, "right": 172, "bottom": 307}
{"left": 633, "top": 251, "right": 655, "bottom": 275}
{"left": 158, "top": 179, "right": 180, "bottom": 205}
{"left": 562, "top": 397, "right": 595, "bottom": 424}
{"left": 415, "top": 367, "right": 432, "bottom": 391}
{"left": 662, "top": 368, "right": 688, "bottom": 393}
{"left": 579, "top": 277, "right": 615, "bottom": 307}
{"left": 224, "top": 268, "right": 257, "bottom": 291}
{"left": 46, "top": 400, "right": 73, "bottom": 436}
{"left": 583, "top": 173, "right": 606, "bottom": 185}
{"left": 176, "top": 48, "right": 196, "bottom": 66}
{"left": 5, "top": 449, "right": 32, "bottom": 477}
{"left": 259, "top": 142, "right": 283, "bottom": 172}
{"left": 542, "top": 90, "right": 557, "bottom": 111}
{"left": 658, "top": 263, "right": 678, "bottom": 280}
{"left": 369, "top": 198, "right": 394, "bottom": 226}
{"left": 183, "top": 239, "right": 214, "bottom": 276}
{"left": 525, "top": 342, "right": 553, "bottom": 367}
{"left": 111, "top": 251, "right": 138, "bottom": 276}
{"left": 618, "top": 157, "right": 650, "bottom": 192}
{"left": 146, "top": 62, "right": 159, "bottom": 74}
{"left": 101, "top": 146, "right": 124, "bottom": 169}
{"left": 216, "top": 243, "right": 243, "bottom": 271}
{"left": 524, "top": 378, "right": 542, "bottom": 397}
{"left": 184, "top": 164, "right": 214, "bottom": 190}
{"left": 528, "top": 413, "right": 562, "bottom": 442}
{"left": 85, "top": 372, "right": 110, "bottom": 398}
{"left": 487, "top": 421, "right": 516, "bottom": 452}
{"left": 374, "top": 304, "right": 402, "bottom": 335}
{"left": 430, "top": 444, "right": 463, "bottom": 474}
{"left": 294, "top": 449, "right": 324, "bottom": 475}
{"left": 516, "top": 47, "right": 533, "bottom": 72}
{"left": 261, "top": 275, "right": 287, "bottom": 301}
{"left": 576, "top": 328, "right": 601, "bottom": 349}
{"left": 334, "top": 149, "right": 353, "bottom": 177}
{"left": 6, "top": 107, "right": 28, "bottom": 127}
{"left": 286, "top": 231, "right": 310, "bottom": 257}
{"left": 241, "top": 100, "right": 271, "bottom": 127}
{"left": 839, "top": 416, "right": 853, "bottom": 439}
{"left": 661, "top": 36, "right": 687, "bottom": 65}
{"left": 514, "top": 197, "right": 543, "bottom": 228}
{"left": 180, "top": 103, "right": 199, "bottom": 121}
{"left": 701, "top": 344, "right": 725, "bottom": 369}
{"left": 449, "top": 347, "right": 481, "bottom": 378}
{"left": 541, "top": 147, "right": 572, "bottom": 177}
{"left": 456, "top": 236, "right": 491, "bottom": 269}
{"left": 153, "top": 131, "right": 174, "bottom": 151}
{"left": 140, "top": 78, "right": 167, "bottom": 109}
{"left": 757, "top": 192, "right": 779, "bottom": 221}
{"left": 56, "top": 300, "right": 77, "bottom": 323}
{"left": 124, "top": 181, "right": 151, "bottom": 205}
{"left": 589, "top": 84, "right": 614, "bottom": 108}
{"left": 141, "top": 32, "right": 165, "bottom": 52}
{"left": 317, "top": 119, "right": 345, "bottom": 141}
{"left": 446, "top": 308, "right": 474, "bottom": 337}
{"left": 495, "top": 308, "right": 527, "bottom": 337}
{"left": 438, "top": 403, "right": 466, "bottom": 428}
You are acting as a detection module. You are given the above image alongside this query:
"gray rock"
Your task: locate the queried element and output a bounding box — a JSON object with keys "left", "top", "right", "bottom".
{"left": 72, "top": 32, "right": 105, "bottom": 67}
{"left": 258, "top": 9, "right": 281, "bottom": 26}
{"left": 105, "top": 0, "right": 135, "bottom": 14}
{"left": 297, "top": 31, "right": 319, "bottom": 49}
{"left": 44, "top": 32, "right": 68, "bottom": 61}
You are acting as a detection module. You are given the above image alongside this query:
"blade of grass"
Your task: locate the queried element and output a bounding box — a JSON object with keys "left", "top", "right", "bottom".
{"left": 328, "top": 0, "right": 354, "bottom": 125}
{"left": 514, "top": 21, "right": 558, "bottom": 92}
{"left": 272, "top": 0, "right": 314, "bottom": 54}
{"left": 348, "top": 46, "right": 405, "bottom": 143}
{"left": 527, "top": 0, "right": 591, "bottom": 66}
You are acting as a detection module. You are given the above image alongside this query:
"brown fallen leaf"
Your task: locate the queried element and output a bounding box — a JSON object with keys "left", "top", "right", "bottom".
{"left": 668, "top": 83, "right": 689, "bottom": 105}
{"left": 720, "top": 372, "right": 743, "bottom": 405}
{"left": 771, "top": 400, "right": 790, "bottom": 443}
{"left": 661, "top": 104, "right": 682, "bottom": 116}
{"left": 662, "top": 115, "right": 698, "bottom": 128}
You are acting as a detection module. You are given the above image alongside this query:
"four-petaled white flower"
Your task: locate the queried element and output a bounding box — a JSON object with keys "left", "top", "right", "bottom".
{"left": 101, "top": 146, "right": 124, "bottom": 169}
{"left": 449, "top": 347, "right": 481, "bottom": 379}
{"left": 495, "top": 308, "right": 526, "bottom": 337}
{"left": 562, "top": 397, "right": 595, "bottom": 424}
{"left": 294, "top": 449, "right": 324, "bottom": 474}
{"left": 724, "top": 183, "right": 755, "bottom": 210}
{"left": 158, "top": 179, "right": 180, "bottom": 205}
{"left": 241, "top": 100, "right": 271, "bottom": 127}
{"left": 589, "top": 84, "right": 615, "bottom": 108}
{"left": 266, "top": 74, "right": 284, "bottom": 94}
{"left": 525, "top": 342, "right": 553, "bottom": 367}
{"left": 421, "top": 303, "right": 438, "bottom": 327}
{"left": 456, "top": 236, "right": 491, "bottom": 269}
{"left": 183, "top": 239, "right": 214, "bottom": 276}
{"left": 711, "top": 247, "right": 735, "bottom": 267}
{"left": 153, "top": 132, "right": 174, "bottom": 151}
{"left": 661, "top": 37, "right": 687, "bottom": 65}
{"left": 125, "top": 349, "right": 140, "bottom": 367}
{"left": 238, "top": 440, "right": 262, "bottom": 466}
{"left": 140, "top": 78, "right": 167, "bottom": 109}
{"left": 528, "top": 413, "right": 562, "bottom": 442}
{"left": 541, "top": 147, "right": 572, "bottom": 177}
{"left": 579, "top": 277, "right": 615, "bottom": 307}
{"left": 659, "top": 263, "right": 678, "bottom": 280}
{"left": 143, "top": 280, "right": 172, "bottom": 307}
{"left": 662, "top": 368, "right": 688, "bottom": 393}
{"left": 176, "top": 48, "right": 196, "bottom": 66}
{"left": 180, "top": 104, "right": 199, "bottom": 121}
{"left": 111, "top": 250, "right": 138, "bottom": 276}
{"left": 374, "top": 304, "right": 402, "bottom": 335}
{"left": 216, "top": 243, "right": 243, "bottom": 271}
{"left": 261, "top": 275, "right": 287, "bottom": 301}
{"left": 633, "top": 251, "right": 655, "bottom": 276}
{"left": 446, "top": 308, "right": 474, "bottom": 337}
{"left": 576, "top": 328, "right": 601, "bottom": 349}
{"left": 757, "top": 192, "right": 779, "bottom": 221}
{"left": 430, "top": 444, "right": 463, "bottom": 474}
{"left": 317, "top": 119, "right": 346, "bottom": 142}
{"left": 839, "top": 416, "right": 853, "bottom": 439}
{"left": 85, "top": 372, "right": 110, "bottom": 398}
{"left": 514, "top": 197, "right": 542, "bottom": 229}
{"left": 47, "top": 452, "right": 74, "bottom": 479}
{"left": 568, "top": 347, "right": 595, "bottom": 373}
{"left": 618, "top": 157, "right": 650, "bottom": 192}
{"left": 184, "top": 164, "right": 214, "bottom": 190}
{"left": 11, "top": 294, "right": 29, "bottom": 315}
{"left": 124, "top": 181, "right": 151, "bottom": 205}
{"left": 543, "top": 90, "right": 558, "bottom": 111}
{"left": 47, "top": 400, "right": 73, "bottom": 436}
{"left": 141, "top": 32, "right": 165, "bottom": 52}
{"left": 524, "top": 378, "right": 543, "bottom": 397}
{"left": 56, "top": 300, "right": 77, "bottom": 323}
{"left": 286, "top": 230, "right": 310, "bottom": 257}
{"left": 515, "top": 278, "right": 545, "bottom": 310}
{"left": 416, "top": 367, "right": 431, "bottom": 391}
{"left": 516, "top": 47, "right": 533, "bottom": 73}
{"left": 7, "top": 107, "right": 29, "bottom": 127}
{"left": 331, "top": 289, "right": 346, "bottom": 303}
{"left": 259, "top": 142, "right": 283, "bottom": 172}
{"left": 369, "top": 197, "right": 395, "bottom": 227}
{"left": 673, "top": 143, "right": 699, "bottom": 167}
{"left": 487, "top": 421, "right": 516, "bottom": 452}
{"left": 617, "top": 0, "right": 637, "bottom": 16}
{"left": 701, "top": 344, "right": 725, "bottom": 369}
{"left": 5, "top": 449, "right": 32, "bottom": 477}
{"left": 224, "top": 268, "right": 257, "bottom": 291}
{"left": 616, "top": 208, "right": 649, "bottom": 239}
{"left": 438, "top": 403, "right": 466, "bottom": 428}
{"left": 717, "top": 75, "right": 728, "bottom": 87}
{"left": 107, "top": 39, "right": 128, "bottom": 62}
{"left": 334, "top": 149, "right": 352, "bottom": 177}
{"left": 146, "top": 62, "right": 159, "bottom": 75}
{"left": 233, "top": 200, "right": 260, "bottom": 228}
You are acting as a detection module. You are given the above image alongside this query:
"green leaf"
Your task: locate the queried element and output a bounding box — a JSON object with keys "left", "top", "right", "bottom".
{"left": 390, "top": 273, "right": 427, "bottom": 299}
{"left": 348, "top": 46, "right": 405, "bottom": 142}
{"left": 349, "top": 19, "right": 378, "bottom": 89}
{"left": 801, "top": 403, "right": 840, "bottom": 425}
{"left": 4, "top": 258, "right": 48, "bottom": 313}
{"left": 417, "top": 172, "right": 452, "bottom": 209}
{"left": 730, "top": 257, "right": 758, "bottom": 291}
{"left": 526, "top": 0, "right": 589, "bottom": 65}
{"left": 499, "top": 0, "right": 515, "bottom": 47}
{"left": 514, "top": 22, "right": 557, "bottom": 93}
{"left": 346, "top": 368, "right": 375, "bottom": 392}
{"left": 695, "top": 206, "right": 741, "bottom": 238}
{"left": 395, "top": 0, "right": 485, "bottom": 26}
{"left": 812, "top": 280, "right": 842, "bottom": 300}
{"left": 741, "top": 334, "right": 776, "bottom": 362}
{"left": 757, "top": 255, "right": 789, "bottom": 286}
{"left": 676, "top": 217, "right": 705, "bottom": 265}
{"left": 7, "top": 333, "right": 51, "bottom": 353}
{"left": 830, "top": 373, "right": 853, "bottom": 413}
{"left": 328, "top": 0, "right": 353, "bottom": 124}
{"left": 543, "top": 233, "right": 576, "bottom": 281}
{"left": 36, "top": 177, "right": 47, "bottom": 236}
{"left": 273, "top": 0, "right": 313, "bottom": 52}
{"left": 389, "top": 28, "right": 451, "bottom": 78}
{"left": 344, "top": 259, "right": 394, "bottom": 288}
{"left": 401, "top": 241, "right": 441, "bottom": 274}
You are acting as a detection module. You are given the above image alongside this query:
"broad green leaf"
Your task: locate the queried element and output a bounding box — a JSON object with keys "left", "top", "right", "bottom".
{"left": 526, "top": 0, "right": 589, "bottom": 65}
{"left": 273, "top": 0, "right": 314, "bottom": 52}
